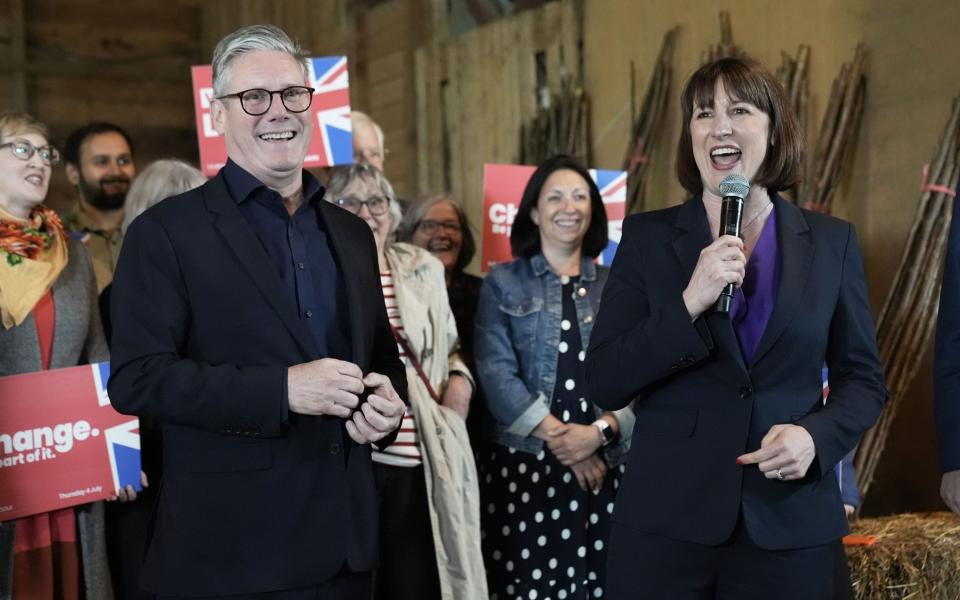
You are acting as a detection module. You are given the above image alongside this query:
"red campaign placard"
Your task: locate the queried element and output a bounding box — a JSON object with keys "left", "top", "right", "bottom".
{"left": 191, "top": 56, "right": 354, "bottom": 177}
{"left": 0, "top": 363, "right": 141, "bottom": 522}
{"left": 481, "top": 164, "right": 627, "bottom": 272}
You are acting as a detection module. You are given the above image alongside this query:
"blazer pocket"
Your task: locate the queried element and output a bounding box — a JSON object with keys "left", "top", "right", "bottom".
{"left": 634, "top": 405, "right": 698, "bottom": 437}
{"left": 187, "top": 444, "right": 273, "bottom": 473}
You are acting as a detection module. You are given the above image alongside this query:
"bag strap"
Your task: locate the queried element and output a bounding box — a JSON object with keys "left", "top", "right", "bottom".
{"left": 392, "top": 325, "right": 441, "bottom": 403}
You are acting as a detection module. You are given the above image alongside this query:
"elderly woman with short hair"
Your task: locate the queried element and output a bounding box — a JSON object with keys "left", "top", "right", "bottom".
{"left": 398, "top": 195, "right": 484, "bottom": 439}
{"left": 324, "top": 163, "right": 486, "bottom": 600}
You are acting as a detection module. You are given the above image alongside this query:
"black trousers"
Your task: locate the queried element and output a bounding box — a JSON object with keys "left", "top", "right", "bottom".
{"left": 153, "top": 570, "right": 371, "bottom": 599}
{"left": 372, "top": 463, "right": 442, "bottom": 600}
{"left": 606, "top": 519, "right": 841, "bottom": 600}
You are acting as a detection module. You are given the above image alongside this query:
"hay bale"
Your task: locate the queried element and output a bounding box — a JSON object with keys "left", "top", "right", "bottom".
{"left": 846, "top": 512, "right": 960, "bottom": 599}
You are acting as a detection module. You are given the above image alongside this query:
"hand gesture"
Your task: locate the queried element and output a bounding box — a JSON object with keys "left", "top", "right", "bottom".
{"left": 287, "top": 358, "right": 365, "bottom": 417}
{"left": 546, "top": 423, "right": 603, "bottom": 466}
{"left": 737, "top": 424, "right": 816, "bottom": 481}
{"left": 344, "top": 372, "right": 406, "bottom": 445}
{"left": 682, "top": 235, "right": 746, "bottom": 318}
{"left": 570, "top": 454, "right": 608, "bottom": 493}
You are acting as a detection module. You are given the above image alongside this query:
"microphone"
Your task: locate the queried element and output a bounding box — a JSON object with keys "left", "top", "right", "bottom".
{"left": 714, "top": 174, "right": 750, "bottom": 315}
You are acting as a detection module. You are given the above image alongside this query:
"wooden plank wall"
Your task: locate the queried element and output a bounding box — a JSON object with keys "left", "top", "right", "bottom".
{"left": 414, "top": 0, "right": 580, "bottom": 261}
{"left": 2, "top": 0, "right": 203, "bottom": 214}
{"left": 199, "top": 0, "right": 429, "bottom": 199}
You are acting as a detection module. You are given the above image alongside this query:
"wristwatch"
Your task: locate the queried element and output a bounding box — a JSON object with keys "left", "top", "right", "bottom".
{"left": 593, "top": 419, "right": 616, "bottom": 447}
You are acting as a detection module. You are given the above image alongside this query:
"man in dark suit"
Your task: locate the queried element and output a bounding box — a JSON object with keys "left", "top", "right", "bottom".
{"left": 108, "top": 24, "right": 406, "bottom": 599}
{"left": 935, "top": 177, "right": 960, "bottom": 516}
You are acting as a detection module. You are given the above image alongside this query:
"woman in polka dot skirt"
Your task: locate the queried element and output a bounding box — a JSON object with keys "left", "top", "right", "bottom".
{"left": 475, "top": 155, "right": 636, "bottom": 600}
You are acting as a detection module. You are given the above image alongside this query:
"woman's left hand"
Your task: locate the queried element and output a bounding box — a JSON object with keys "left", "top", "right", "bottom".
{"left": 440, "top": 374, "right": 472, "bottom": 420}
{"left": 736, "top": 424, "right": 816, "bottom": 481}
{"left": 546, "top": 423, "right": 603, "bottom": 466}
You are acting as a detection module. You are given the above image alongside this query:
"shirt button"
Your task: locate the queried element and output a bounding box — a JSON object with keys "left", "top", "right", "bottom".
{"left": 584, "top": 315, "right": 593, "bottom": 324}
{"left": 739, "top": 386, "right": 753, "bottom": 399}
{"left": 298, "top": 262, "right": 305, "bottom": 270}
{"left": 577, "top": 288, "right": 587, "bottom": 297}
{"left": 329, "top": 442, "right": 342, "bottom": 455}
{"left": 305, "top": 310, "right": 313, "bottom": 318}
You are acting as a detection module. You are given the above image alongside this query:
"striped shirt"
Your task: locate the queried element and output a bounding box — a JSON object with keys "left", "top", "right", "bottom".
{"left": 372, "top": 269, "right": 422, "bottom": 467}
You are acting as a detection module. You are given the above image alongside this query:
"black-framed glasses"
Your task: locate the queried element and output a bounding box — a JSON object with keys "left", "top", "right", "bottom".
{"left": 335, "top": 195, "right": 390, "bottom": 216}
{"left": 0, "top": 140, "right": 60, "bottom": 165}
{"left": 417, "top": 219, "right": 461, "bottom": 236}
{"left": 216, "top": 86, "right": 315, "bottom": 116}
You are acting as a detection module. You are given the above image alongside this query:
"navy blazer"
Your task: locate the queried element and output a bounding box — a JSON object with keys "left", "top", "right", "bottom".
{"left": 108, "top": 171, "right": 406, "bottom": 595}
{"left": 586, "top": 194, "right": 886, "bottom": 550}
{"left": 934, "top": 177, "right": 960, "bottom": 472}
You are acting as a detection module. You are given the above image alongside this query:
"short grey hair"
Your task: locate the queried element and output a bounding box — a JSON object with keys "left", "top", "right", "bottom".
{"left": 350, "top": 110, "right": 385, "bottom": 150}
{"left": 212, "top": 24, "right": 309, "bottom": 97}
{"left": 122, "top": 159, "right": 207, "bottom": 234}
{"left": 324, "top": 163, "right": 402, "bottom": 237}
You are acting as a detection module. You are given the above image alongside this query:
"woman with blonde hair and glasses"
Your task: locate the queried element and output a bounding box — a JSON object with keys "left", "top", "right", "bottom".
{"left": 0, "top": 112, "right": 111, "bottom": 599}
{"left": 324, "top": 163, "right": 486, "bottom": 600}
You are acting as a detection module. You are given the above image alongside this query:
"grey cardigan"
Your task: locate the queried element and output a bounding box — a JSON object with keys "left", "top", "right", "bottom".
{"left": 0, "top": 238, "right": 113, "bottom": 600}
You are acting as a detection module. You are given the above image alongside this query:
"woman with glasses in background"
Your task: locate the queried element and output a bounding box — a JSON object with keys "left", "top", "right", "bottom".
{"left": 398, "top": 195, "right": 485, "bottom": 442}
{"left": 0, "top": 112, "right": 112, "bottom": 599}
{"left": 324, "top": 164, "right": 487, "bottom": 600}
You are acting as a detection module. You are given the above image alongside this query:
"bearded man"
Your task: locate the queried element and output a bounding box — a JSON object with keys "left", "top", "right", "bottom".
{"left": 63, "top": 122, "right": 136, "bottom": 291}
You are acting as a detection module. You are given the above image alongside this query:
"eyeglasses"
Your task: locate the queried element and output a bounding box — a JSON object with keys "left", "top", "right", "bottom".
{"left": 336, "top": 195, "right": 390, "bottom": 216}
{"left": 0, "top": 140, "right": 61, "bottom": 165}
{"left": 216, "top": 86, "right": 315, "bottom": 116}
{"left": 417, "top": 219, "right": 461, "bottom": 236}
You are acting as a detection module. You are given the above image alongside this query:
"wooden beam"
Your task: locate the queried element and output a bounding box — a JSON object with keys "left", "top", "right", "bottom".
{"left": 8, "top": 0, "right": 27, "bottom": 111}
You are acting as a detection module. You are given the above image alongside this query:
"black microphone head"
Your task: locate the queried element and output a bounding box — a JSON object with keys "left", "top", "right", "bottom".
{"left": 719, "top": 174, "right": 750, "bottom": 200}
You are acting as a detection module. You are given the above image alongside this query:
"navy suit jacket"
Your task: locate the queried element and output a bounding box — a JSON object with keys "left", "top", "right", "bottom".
{"left": 586, "top": 195, "right": 886, "bottom": 550}
{"left": 108, "top": 171, "right": 406, "bottom": 596}
{"left": 935, "top": 177, "right": 960, "bottom": 472}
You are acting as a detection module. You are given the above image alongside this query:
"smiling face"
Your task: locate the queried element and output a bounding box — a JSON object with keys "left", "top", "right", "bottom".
{"left": 0, "top": 132, "right": 52, "bottom": 218}
{"left": 67, "top": 131, "right": 136, "bottom": 212}
{"left": 340, "top": 176, "right": 392, "bottom": 252}
{"left": 689, "top": 79, "right": 771, "bottom": 199}
{"left": 411, "top": 200, "right": 462, "bottom": 273}
{"left": 531, "top": 168, "right": 592, "bottom": 254}
{"left": 212, "top": 50, "right": 312, "bottom": 192}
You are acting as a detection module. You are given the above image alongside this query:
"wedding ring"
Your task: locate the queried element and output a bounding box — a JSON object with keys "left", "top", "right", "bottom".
{"left": 776, "top": 467, "right": 784, "bottom": 481}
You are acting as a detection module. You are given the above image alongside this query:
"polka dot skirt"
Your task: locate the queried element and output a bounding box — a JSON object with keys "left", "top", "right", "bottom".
{"left": 481, "top": 277, "right": 625, "bottom": 600}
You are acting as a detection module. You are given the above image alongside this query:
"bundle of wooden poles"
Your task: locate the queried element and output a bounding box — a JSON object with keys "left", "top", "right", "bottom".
{"left": 775, "top": 45, "right": 810, "bottom": 200}
{"left": 855, "top": 96, "right": 960, "bottom": 501}
{"left": 623, "top": 27, "right": 677, "bottom": 215}
{"left": 798, "top": 44, "right": 867, "bottom": 213}
{"left": 519, "top": 73, "right": 590, "bottom": 166}
{"left": 701, "top": 11, "right": 741, "bottom": 64}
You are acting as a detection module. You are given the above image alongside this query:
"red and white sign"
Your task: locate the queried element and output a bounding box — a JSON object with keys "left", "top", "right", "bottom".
{"left": 0, "top": 363, "right": 141, "bottom": 522}
{"left": 191, "top": 56, "right": 354, "bottom": 177}
{"left": 481, "top": 164, "right": 627, "bottom": 272}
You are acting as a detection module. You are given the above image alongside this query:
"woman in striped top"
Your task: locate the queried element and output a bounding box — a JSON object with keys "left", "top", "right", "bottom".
{"left": 324, "top": 163, "right": 487, "bottom": 600}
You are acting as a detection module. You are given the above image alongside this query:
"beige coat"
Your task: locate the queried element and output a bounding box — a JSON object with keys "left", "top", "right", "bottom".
{"left": 386, "top": 243, "right": 488, "bottom": 600}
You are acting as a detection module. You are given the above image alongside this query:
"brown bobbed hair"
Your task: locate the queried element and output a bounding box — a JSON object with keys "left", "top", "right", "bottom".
{"left": 676, "top": 57, "right": 804, "bottom": 196}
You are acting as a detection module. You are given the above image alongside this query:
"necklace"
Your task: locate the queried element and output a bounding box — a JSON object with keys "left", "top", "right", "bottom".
{"left": 708, "top": 200, "right": 772, "bottom": 235}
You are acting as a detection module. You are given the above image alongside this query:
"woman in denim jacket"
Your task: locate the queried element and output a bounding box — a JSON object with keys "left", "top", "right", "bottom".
{"left": 475, "top": 155, "right": 635, "bottom": 600}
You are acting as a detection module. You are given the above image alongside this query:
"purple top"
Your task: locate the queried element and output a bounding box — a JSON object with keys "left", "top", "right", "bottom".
{"left": 730, "top": 207, "right": 780, "bottom": 363}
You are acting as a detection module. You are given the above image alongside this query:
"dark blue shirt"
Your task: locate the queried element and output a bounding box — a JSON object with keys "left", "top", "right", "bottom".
{"left": 223, "top": 159, "right": 352, "bottom": 363}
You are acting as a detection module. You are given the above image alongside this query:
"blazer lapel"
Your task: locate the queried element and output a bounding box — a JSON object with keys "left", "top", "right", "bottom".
{"left": 318, "top": 202, "right": 368, "bottom": 367}
{"left": 203, "top": 175, "right": 318, "bottom": 360}
{"left": 671, "top": 197, "right": 748, "bottom": 375}
{"left": 748, "top": 195, "right": 814, "bottom": 367}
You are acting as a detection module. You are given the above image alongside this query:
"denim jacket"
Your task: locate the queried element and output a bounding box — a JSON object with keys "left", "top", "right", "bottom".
{"left": 475, "top": 253, "right": 634, "bottom": 466}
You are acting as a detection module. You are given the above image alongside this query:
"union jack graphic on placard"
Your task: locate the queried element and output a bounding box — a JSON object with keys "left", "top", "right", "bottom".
{"left": 92, "top": 363, "right": 141, "bottom": 493}
{"left": 305, "top": 56, "right": 353, "bottom": 167}
{"left": 590, "top": 169, "right": 627, "bottom": 266}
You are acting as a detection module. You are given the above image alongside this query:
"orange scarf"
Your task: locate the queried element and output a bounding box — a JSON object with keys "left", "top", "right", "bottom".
{"left": 0, "top": 203, "right": 68, "bottom": 329}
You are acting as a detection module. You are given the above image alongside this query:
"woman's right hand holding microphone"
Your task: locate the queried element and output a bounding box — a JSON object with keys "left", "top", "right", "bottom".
{"left": 682, "top": 235, "right": 746, "bottom": 319}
